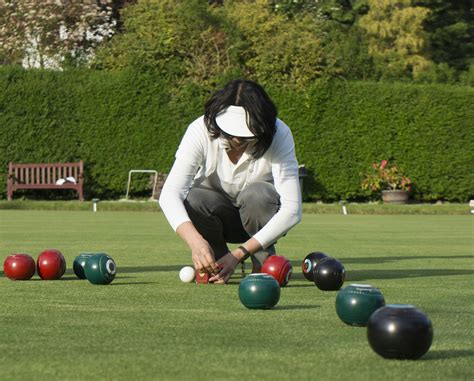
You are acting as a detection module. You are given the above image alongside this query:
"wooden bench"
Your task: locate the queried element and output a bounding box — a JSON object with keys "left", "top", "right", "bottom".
{"left": 7, "top": 161, "right": 84, "bottom": 201}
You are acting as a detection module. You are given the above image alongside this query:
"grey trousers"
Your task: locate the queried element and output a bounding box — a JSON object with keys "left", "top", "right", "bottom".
{"left": 184, "top": 181, "right": 280, "bottom": 271}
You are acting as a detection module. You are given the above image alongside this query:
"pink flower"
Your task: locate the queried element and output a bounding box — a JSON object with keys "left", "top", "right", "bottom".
{"left": 362, "top": 160, "right": 412, "bottom": 193}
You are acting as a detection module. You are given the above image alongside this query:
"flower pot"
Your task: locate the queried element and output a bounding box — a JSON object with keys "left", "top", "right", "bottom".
{"left": 382, "top": 190, "right": 409, "bottom": 204}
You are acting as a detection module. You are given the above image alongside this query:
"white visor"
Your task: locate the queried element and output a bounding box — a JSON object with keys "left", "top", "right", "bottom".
{"left": 215, "top": 105, "right": 254, "bottom": 138}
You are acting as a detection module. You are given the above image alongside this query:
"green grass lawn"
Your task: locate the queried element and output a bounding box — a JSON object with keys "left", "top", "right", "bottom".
{"left": 0, "top": 199, "right": 471, "bottom": 215}
{"left": 0, "top": 210, "right": 473, "bottom": 380}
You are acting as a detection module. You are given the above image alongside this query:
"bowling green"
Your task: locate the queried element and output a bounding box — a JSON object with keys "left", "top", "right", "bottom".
{"left": 0, "top": 210, "right": 472, "bottom": 380}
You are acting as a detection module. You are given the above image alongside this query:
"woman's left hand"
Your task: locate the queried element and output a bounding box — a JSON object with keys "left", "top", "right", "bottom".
{"left": 209, "top": 251, "right": 241, "bottom": 284}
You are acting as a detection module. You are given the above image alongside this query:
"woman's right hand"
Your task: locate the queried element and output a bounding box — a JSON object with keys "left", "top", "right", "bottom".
{"left": 190, "top": 239, "right": 219, "bottom": 275}
{"left": 176, "top": 221, "right": 220, "bottom": 275}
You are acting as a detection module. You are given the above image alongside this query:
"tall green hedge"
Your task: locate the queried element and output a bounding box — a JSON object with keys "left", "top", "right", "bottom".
{"left": 271, "top": 81, "right": 474, "bottom": 201}
{"left": 0, "top": 67, "right": 472, "bottom": 201}
{"left": 0, "top": 68, "right": 206, "bottom": 199}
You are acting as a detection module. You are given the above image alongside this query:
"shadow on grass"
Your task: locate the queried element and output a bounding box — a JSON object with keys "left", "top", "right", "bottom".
{"left": 1, "top": 277, "right": 77, "bottom": 282}
{"left": 0, "top": 266, "right": 156, "bottom": 282}
{"left": 110, "top": 281, "right": 158, "bottom": 286}
{"left": 290, "top": 255, "right": 473, "bottom": 269}
{"left": 62, "top": 271, "right": 136, "bottom": 281}
{"left": 286, "top": 282, "right": 320, "bottom": 288}
{"left": 346, "top": 269, "right": 474, "bottom": 281}
{"left": 115, "top": 265, "right": 183, "bottom": 273}
{"left": 275, "top": 304, "right": 320, "bottom": 310}
{"left": 422, "top": 349, "right": 474, "bottom": 360}
{"left": 338, "top": 255, "right": 474, "bottom": 264}
{"left": 59, "top": 276, "right": 86, "bottom": 281}
{"left": 290, "top": 268, "right": 474, "bottom": 282}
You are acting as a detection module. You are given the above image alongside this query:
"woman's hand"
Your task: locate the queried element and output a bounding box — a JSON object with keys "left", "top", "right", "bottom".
{"left": 176, "top": 221, "right": 220, "bottom": 275}
{"left": 190, "top": 239, "right": 219, "bottom": 275}
{"left": 209, "top": 250, "right": 241, "bottom": 284}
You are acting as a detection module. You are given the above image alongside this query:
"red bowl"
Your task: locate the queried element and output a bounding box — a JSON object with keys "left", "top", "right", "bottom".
{"left": 37, "top": 249, "right": 66, "bottom": 280}
{"left": 262, "top": 255, "right": 293, "bottom": 287}
{"left": 4, "top": 254, "right": 36, "bottom": 280}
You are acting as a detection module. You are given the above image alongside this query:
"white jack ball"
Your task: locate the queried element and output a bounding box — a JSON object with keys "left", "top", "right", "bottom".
{"left": 179, "top": 266, "right": 196, "bottom": 283}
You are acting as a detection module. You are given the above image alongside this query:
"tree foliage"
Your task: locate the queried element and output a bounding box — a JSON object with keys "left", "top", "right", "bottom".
{"left": 1, "top": 0, "right": 471, "bottom": 85}
{"left": 224, "top": 0, "right": 338, "bottom": 88}
{"left": 358, "top": 0, "right": 432, "bottom": 80}
{"left": 0, "top": 0, "right": 117, "bottom": 69}
{"left": 94, "top": 0, "right": 376, "bottom": 88}
{"left": 272, "top": 0, "right": 367, "bottom": 24}
{"left": 421, "top": 0, "right": 473, "bottom": 72}
{"left": 93, "top": 0, "right": 235, "bottom": 86}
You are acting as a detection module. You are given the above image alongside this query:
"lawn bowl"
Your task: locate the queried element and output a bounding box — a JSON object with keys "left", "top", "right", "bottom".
{"left": 73, "top": 253, "right": 94, "bottom": 279}
{"left": 313, "top": 257, "right": 345, "bottom": 291}
{"left": 84, "top": 253, "right": 116, "bottom": 285}
{"left": 3, "top": 254, "right": 36, "bottom": 280}
{"left": 261, "top": 255, "right": 293, "bottom": 287}
{"left": 238, "top": 273, "right": 280, "bottom": 309}
{"left": 367, "top": 304, "right": 433, "bottom": 360}
{"left": 335, "top": 284, "right": 385, "bottom": 326}
{"left": 302, "top": 251, "right": 328, "bottom": 281}
{"left": 37, "top": 249, "right": 66, "bottom": 280}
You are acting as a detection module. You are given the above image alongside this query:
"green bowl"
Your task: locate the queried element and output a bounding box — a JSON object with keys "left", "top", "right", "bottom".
{"left": 73, "top": 253, "right": 95, "bottom": 279}
{"left": 238, "top": 273, "right": 280, "bottom": 309}
{"left": 335, "top": 283, "right": 385, "bottom": 326}
{"left": 84, "top": 253, "right": 117, "bottom": 285}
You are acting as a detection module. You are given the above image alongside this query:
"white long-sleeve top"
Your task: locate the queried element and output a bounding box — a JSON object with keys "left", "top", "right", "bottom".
{"left": 159, "top": 116, "right": 302, "bottom": 249}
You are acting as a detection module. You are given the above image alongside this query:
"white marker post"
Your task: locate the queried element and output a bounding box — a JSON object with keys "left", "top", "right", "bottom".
{"left": 92, "top": 198, "right": 99, "bottom": 213}
{"left": 341, "top": 201, "right": 348, "bottom": 215}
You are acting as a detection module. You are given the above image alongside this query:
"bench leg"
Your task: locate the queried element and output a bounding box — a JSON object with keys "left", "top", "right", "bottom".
{"left": 78, "top": 188, "right": 84, "bottom": 201}
{"left": 7, "top": 185, "right": 13, "bottom": 201}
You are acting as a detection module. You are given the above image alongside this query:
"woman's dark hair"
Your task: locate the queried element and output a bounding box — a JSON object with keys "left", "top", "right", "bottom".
{"left": 204, "top": 79, "right": 277, "bottom": 159}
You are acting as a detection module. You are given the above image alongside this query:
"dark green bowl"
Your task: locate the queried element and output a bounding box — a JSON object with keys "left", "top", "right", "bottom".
{"left": 238, "top": 273, "right": 280, "bottom": 309}
{"left": 73, "top": 253, "right": 95, "bottom": 279}
{"left": 84, "top": 253, "right": 116, "bottom": 285}
{"left": 335, "top": 283, "right": 385, "bottom": 326}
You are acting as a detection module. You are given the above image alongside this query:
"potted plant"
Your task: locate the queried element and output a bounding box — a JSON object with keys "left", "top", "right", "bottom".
{"left": 361, "top": 160, "right": 412, "bottom": 203}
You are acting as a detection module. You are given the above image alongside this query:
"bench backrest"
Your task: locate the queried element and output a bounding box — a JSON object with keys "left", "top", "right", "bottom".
{"left": 8, "top": 161, "right": 83, "bottom": 185}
